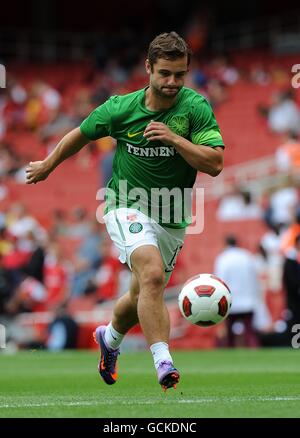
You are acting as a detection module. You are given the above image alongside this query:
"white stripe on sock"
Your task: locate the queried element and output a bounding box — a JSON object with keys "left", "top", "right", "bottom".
{"left": 104, "top": 322, "right": 124, "bottom": 350}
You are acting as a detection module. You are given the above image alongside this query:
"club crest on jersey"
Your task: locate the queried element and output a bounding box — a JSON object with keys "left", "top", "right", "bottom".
{"left": 167, "top": 116, "right": 189, "bottom": 137}
{"left": 129, "top": 222, "right": 143, "bottom": 233}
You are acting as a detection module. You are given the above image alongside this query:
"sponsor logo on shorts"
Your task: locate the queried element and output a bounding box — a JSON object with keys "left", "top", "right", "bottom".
{"left": 129, "top": 222, "right": 143, "bottom": 233}
{"left": 127, "top": 214, "right": 137, "bottom": 221}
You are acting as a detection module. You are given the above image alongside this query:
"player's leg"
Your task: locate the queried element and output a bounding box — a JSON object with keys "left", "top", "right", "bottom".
{"left": 111, "top": 272, "right": 139, "bottom": 335}
{"left": 94, "top": 272, "right": 139, "bottom": 385}
{"left": 131, "top": 244, "right": 179, "bottom": 390}
{"left": 94, "top": 208, "right": 154, "bottom": 385}
{"left": 131, "top": 245, "right": 167, "bottom": 344}
{"left": 95, "top": 208, "right": 181, "bottom": 388}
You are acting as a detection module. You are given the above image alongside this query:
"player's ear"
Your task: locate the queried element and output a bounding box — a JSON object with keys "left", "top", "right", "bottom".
{"left": 145, "top": 59, "right": 151, "bottom": 75}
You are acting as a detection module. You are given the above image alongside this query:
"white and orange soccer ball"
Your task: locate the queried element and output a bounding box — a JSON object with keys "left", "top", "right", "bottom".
{"left": 178, "top": 273, "right": 232, "bottom": 326}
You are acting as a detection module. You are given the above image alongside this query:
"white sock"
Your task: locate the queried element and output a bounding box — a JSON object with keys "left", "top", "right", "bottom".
{"left": 150, "top": 342, "right": 173, "bottom": 370}
{"left": 104, "top": 322, "right": 124, "bottom": 350}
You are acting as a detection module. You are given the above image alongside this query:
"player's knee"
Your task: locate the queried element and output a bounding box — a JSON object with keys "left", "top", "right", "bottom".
{"left": 140, "top": 267, "right": 165, "bottom": 291}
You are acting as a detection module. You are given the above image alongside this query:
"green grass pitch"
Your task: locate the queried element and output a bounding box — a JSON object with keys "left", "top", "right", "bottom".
{"left": 0, "top": 348, "right": 299, "bottom": 418}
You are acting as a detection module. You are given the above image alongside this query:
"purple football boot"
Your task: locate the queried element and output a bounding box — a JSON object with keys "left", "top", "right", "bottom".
{"left": 93, "top": 325, "right": 120, "bottom": 385}
{"left": 157, "top": 360, "right": 180, "bottom": 391}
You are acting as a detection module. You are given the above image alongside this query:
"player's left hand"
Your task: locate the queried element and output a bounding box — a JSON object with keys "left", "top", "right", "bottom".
{"left": 143, "top": 121, "right": 178, "bottom": 145}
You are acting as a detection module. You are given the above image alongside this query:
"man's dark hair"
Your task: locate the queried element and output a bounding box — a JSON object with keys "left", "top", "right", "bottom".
{"left": 147, "top": 31, "right": 192, "bottom": 69}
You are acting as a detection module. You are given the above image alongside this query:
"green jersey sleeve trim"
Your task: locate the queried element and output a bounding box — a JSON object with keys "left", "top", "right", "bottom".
{"left": 190, "top": 95, "right": 225, "bottom": 148}
{"left": 80, "top": 99, "right": 113, "bottom": 140}
{"left": 192, "top": 129, "right": 224, "bottom": 147}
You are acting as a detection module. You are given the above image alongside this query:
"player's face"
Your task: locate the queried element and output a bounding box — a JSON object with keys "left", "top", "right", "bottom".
{"left": 146, "top": 56, "right": 188, "bottom": 99}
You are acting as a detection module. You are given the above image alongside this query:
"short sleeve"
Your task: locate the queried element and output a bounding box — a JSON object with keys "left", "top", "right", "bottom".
{"left": 190, "top": 96, "right": 225, "bottom": 148}
{"left": 80, "top": 99, "right": 113, "bottom": 140}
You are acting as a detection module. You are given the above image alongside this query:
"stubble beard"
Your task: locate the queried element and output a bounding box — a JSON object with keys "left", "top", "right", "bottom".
{"left": 152, "top": 83, "right": 181, "bottom": 100}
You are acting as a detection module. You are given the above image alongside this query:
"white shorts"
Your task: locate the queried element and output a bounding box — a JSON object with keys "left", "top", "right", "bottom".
{"left": 103, "top": 208, "right": 185, "bottom": 284}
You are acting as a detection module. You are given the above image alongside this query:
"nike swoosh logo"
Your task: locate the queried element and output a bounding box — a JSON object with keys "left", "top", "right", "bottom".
{"left": 128, "top": 131, "right": 143, "bottom": 138}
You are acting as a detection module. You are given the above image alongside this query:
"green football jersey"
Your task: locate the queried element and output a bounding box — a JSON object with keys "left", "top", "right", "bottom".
{"left": 80, "top": 86, "right": 224, "bottom": 228}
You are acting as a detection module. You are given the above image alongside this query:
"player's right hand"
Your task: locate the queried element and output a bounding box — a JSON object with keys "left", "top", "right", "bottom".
{"left": 25, "top": 161, "right": 50, "bottom": 184}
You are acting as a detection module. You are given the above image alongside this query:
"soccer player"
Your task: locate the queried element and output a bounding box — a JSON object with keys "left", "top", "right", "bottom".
{"left": 26, "top": 32, "right": 225, "bottom": 391}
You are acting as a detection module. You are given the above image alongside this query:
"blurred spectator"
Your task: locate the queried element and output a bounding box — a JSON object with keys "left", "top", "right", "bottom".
{"left": 264, "top": 178, "right": 299, "bottom": 229}
{"left": 50, "top": 209, "right": 69, "bottom": 237}
{"left": 0, "top": 142, "right": 22, "bottom": 177}
{"left": 39, "top": 107, "right": 75, "bottom": 144}
{"left": 5, "top": 274, "right": 47, "bottom": 314}
{"left": 94, "top": 238, "right": 121, "bottom": 302}
{"left": 214, "top": 235, "right": 259, "bottom": 347}
{"left": 24, "top": 82, "right": 46, "bottom": 131}
{"left": 210, "top": 55, "right": 239, "bottom": 86}
{"left": 268, "top": 90, "right": 300, "bottom": 135}
{"left": 0, "top": 226, "right": 11, "bottom": 256}
{"left": 0, "top": 213, "right": 5, "bottom": 228}
{"left": 275, "top": 131, "right": 300, "bottom": 173}
{"left": 0, "top": 94, "right": 7, "bottom": 139}
{"left": 3, "top": 77, "right": 27, "bottom": 132}
{"left": 2, "top": 234, "right": 30, "bottom": 289}
{"left": 70, "top": 220, "right": 103, "bottom": 295}
{"left": 99, "top": 147, "right": 115, "bottom": 188}
{"left": 0, "top": 253, "right": 13, "bottom": 314}
{"left": 46, "top": 305, "right": 78, "bottom": 351}
{"left": 67, "top": 281, "right": 98, "bottom": 314}
{"left": 7, "top": 202, "right": 47, "bottom": 243}
{"left": 280, "top": 206, "right": 300, "bottom": 255}
{"left": 217, "top": 186, "right": 262, "bottom": 221}
{"left": 91, "top": 77, "right": 111, "bottom": 107}
{"left": 72, "top": 89, "right": 93, "bottom": 125}
{"left": 0, "top": 176, "right": 8, "bottom": 201}
{"left": 250, "top": 63, "right": 270, "bottom": 86}
{"left": 185, "top": 9, "right": 209, "bottom": 57}
{"left": 190, "top": 67, "right": 208, "bottom": 89}
{"left": 66, "top": 207, "right": 91, "bottom": 239}
{"left": 206, "top": 79, "right": 228, "bottom": 108}
{"left": 260, "top": 223, "right": 284, "bottom": 293}
{"left": 252, "top": 245, "right": 273, "bottom": 332}
{"left": 95, "top": 134, "right": 116, "bottom": 189}
{"left": 44, "top": 243, "right": 69, "bottom": 310}
{"left": 22, "top": 231, "right": 45, "bottom": 283}
{"left": 282, "top": 234, "right": 300, "bottom": 329}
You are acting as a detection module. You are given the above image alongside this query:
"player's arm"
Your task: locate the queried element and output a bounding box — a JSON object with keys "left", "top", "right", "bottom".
{"left": 26, "top": 127, "right": 90, "bottom": 184}
{"left": 166, "top": 134, "right": 223, "bottom": 177}
{"left": 143, "top": 121, "right": 223, "bottom": 177}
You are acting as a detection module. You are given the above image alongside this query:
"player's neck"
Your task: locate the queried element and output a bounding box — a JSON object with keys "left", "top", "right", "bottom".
{"left": 145, "top": 87, "right": 177, "bottom": 111}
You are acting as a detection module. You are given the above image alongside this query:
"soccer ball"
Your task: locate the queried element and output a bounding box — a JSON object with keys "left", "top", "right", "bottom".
{"left": 178, "top": 273, "right": 232, "bottom": 326}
